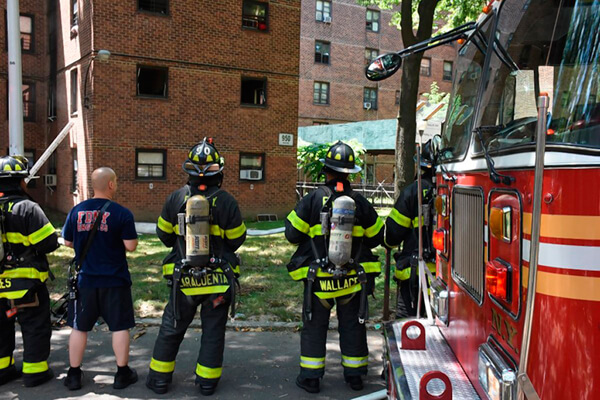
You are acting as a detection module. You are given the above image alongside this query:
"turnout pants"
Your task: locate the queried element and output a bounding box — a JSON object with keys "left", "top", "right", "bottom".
{"left": 0, "top": 285, "right": 51, "bottom": 381}
{"left": 299, "top": 289, "right": 368, "bottom": 380}
{"left": 148, "top": 289, "right": 231, "bottom": 385}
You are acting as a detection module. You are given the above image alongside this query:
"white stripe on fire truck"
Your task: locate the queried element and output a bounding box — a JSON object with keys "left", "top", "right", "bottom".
{"left": 523, "top": 240, "right": 600, "bottom": 271}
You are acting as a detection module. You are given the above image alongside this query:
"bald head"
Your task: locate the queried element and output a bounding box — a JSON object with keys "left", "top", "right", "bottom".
{"left": 92, "top": 167, "right": 117, "bottom": 193}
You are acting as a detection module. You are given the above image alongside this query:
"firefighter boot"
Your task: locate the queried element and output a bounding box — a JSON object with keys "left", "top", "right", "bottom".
{"left": 195, "top": 377, "right": 218, "bottom": 396}
{"left": 0, "top": 365, "right": 21, "bottom": 386}
{"left": 146, "top": 375, "right": 171, "bottom": 395}
{"left": 23, "top": 367, "right": 54, "bottom": 387}
{"left": 296, "top": 376, "right": 320, "bottom": 394}
{"left": 345, "top": 375, "right": 363, "bottom": 391}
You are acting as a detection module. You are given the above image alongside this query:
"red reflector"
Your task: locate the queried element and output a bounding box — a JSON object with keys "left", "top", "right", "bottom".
{"left": 432, "top": 229, "right": 446, "bottom": 253}
{"left": 486, "top": 259, "right": 510, "bottom": 302}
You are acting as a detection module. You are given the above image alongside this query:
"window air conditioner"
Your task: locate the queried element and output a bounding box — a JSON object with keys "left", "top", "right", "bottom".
{"left": 363, "top": 102, "right": 372, "bottom": 110}
{"left": 240, "top": 169, "right": 262, "bottom": 180}
{"left": 323, "top": 16, "right": 332, "bottom": 23}
{"left": 44, "top": 174, "right": 57, "bottom": 187}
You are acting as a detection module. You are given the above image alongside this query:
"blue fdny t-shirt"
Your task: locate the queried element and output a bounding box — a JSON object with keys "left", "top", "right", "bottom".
{"left": 62, "top": 198, "right": 138, "bottom": 288}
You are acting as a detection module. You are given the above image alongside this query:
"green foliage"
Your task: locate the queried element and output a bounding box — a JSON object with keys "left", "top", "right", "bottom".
{"left": 422, "top": 81, "right": 449, "bottom": 104}
{"left": 297, "top": 140, "right": 366, "bottom": 182}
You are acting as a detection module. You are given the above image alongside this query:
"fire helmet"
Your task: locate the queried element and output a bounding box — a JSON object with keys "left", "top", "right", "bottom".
{"left": 415, "top": 139, "right": 435, "bottom": 169}
{"left": 0, "top": 155, "right": 29, "bottom": 178}
{"left": 321, "top": 141, "right": 361, "bottom": 174}
{"left": 182, "top": 138, "right": 224, "bottom": 177}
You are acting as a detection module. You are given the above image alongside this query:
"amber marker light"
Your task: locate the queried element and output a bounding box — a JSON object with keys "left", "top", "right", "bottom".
{"left": 489, "top": 206, "right": 511, "bottom": 243}
{"left": 457, "top": 38, "right": 466, "bottom": 45}
{"left": 434, "top": 194, "right": 447, "bottom": 216}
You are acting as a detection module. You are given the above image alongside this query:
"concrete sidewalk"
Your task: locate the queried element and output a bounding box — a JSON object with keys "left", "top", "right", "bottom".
{"left": 1, "top": 325, "right": 386, "bottom": 400}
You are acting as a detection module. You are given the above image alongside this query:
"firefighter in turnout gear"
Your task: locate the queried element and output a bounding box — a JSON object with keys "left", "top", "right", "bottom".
{"left": 285, "top": 141, "right": 383, "bottom": 394}
{"left": 146, "top": 139, "right": 246, "bottom": 396}
{"left": 0, "top": 156, "right": 59, "bottom": 387}
{"left": 384, "top": 140, "right": 436, "bottom": 318}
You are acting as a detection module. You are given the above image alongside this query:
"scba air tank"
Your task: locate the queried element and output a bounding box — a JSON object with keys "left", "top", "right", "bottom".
{"left": 328, "top": 196, "right": 356, "bottom": 268}
{"left": 185, "top": 195, "right": 210, "bottom": 267}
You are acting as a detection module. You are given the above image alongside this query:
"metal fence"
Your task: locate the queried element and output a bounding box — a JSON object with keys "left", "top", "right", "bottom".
{"left": 296, "top": 182, "right": 396, "bottom": 208}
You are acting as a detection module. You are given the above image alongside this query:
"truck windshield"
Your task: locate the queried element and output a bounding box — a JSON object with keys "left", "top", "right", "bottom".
{"left": 440, "top": 16, "right": 493, "bottom": 161}
{"left": 477, "top": 0, "right": 600, "bottom": 153}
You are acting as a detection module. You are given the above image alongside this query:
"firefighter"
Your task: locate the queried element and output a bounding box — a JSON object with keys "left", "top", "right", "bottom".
{"left": 384, "top": 140, "right": 436, "bottom": 318}
{"left": 285, "top": 141, "right": 383, "bottom": 394}
{"left": 0, "top": 155, "right": 59, "bottom": 387}
{"left": 146, "top": 138, "right": 246, "bottom": 396}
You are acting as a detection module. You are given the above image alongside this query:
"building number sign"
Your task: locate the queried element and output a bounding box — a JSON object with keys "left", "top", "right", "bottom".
{"left": 279, "top": 133, "right": 294, "bottom": 146}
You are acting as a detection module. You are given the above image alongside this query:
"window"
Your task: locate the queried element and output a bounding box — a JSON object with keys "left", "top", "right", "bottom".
{"left": 365, "top": 48, "right": 378, "bottom": 66}
{"left": 70, "top": 68, "right": 78, "bottom": 115}
{"left": 420, "top": 57, "right": 431, "bottom": 76}
{"left": 315, "top": 41, "right": 330, "bottom": 64}
{"left": 313, "top": 82, "right": 329, "bottom": 105}
{"left": 138, "top": 0, "right": 168, "bottom": 14}
{"left": 316, "top": 1, "right": 331, "bottom": 22}
{"left": 71, "top": 0, "right": 78, "bottom": 26}
{"left": 241, "top": 77, "right": 266, "bottom": 106}
{"left": 363, "top": 87, "right": 377, "bottom": 110}
{"left": 366, "top": 10, "right": 380, "bottom": 32}
{"left": 242, "top": 1, "right": 268, "bottom": 31}
{"left": 137, "top": 66, "right": 168, "bottom": 98}
{"left": 443, "top": 61, "right": 453, "bottom": 81}
{"left": 239, "top": 153, "right": 265, "bottom": 181}
{"left": 22, "top": 82, "right": 35, "bottom": 121}
{"left": 136, "top": 150, "right": 166, "bottom": 179}
{"left": 4, "top": 14, "right": 34, "bottom": 52}
{"left": 72, "top": 149, "right": 78, "bottom": 192}
{"left": 313, "top": 121, "right": 329, "bottom": 125}
{"left": 395, "top": 90, "right": 400, "bottom": 105}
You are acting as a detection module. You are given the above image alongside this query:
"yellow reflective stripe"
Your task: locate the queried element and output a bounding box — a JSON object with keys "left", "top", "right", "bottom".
{"left": 2, "top": 232, "right": 30, "bottom": 246}
{"left": 157, "top": 216, "right": 174, "bottom": 234}
{"left": 150, "top": 358, "right": 175, "bottom": 373}
{"left": 396, "top": 267, "right": 411, "bottom": 281}
{"left": 0, "top": 268, "right": 48, "bottom": 281}
{"left": 290, "top": 262, "right": 381, "bottom": 281}
{"left": 388, "top": 208, "right": 411, "bottom": 228}
{"left": 412, "top": 217, "right": 423, "bottom": 228}
{"left": 210, "top": 224, "right": 224, "bottom": 238}
{"left": 315, "top": 283, "right": 361, "bottom": 299}
{"left": 352, "top": 226, "right": 364, "bottom": 237}
{"left": 181, "top": 286, "right": 229, "bottom": 296}
{"left": 163, "top": 263, "right": 174, "bottom": 276}
{"left": 231, "top": 264, "right": 240, "bottom": 274}
{"left": 28, "top": 223, "right": 55, "bottom": 245}
{"left": 341, "top": 355, "right": 368, "bottom": 368}
{"left": 225, "top": 223, "right": 246, "bottom": 240}
{"left": 300, "top": 356, "right": 325, "bottom": 369}
{"left": 365, "top": 218, "right": 384, "bottom": 238}
{"left": 22, "top": 361, "right": 48, "bottom": 374}
{"left": 196, "top": 364, "right": 222, "bottom": 379}
{"left": 361, "top": 262, "right": 381, "bottom": 274}
{"left": 174, "top": 224, "right": 180, "bottom": 235}
{"left": 309, "top": 224, "right": 323, "bottom": 238}
{"left": 287, "top": 211, "right": 310, "bottom": 234}
{"left": 0, "top": 290, "right": 29, "bottom": 299}
{"left": 427, "top": 262, "right": 436, "bottom": 273}
{"left": 0, "top": 356, "right": 14, "bottom": 370}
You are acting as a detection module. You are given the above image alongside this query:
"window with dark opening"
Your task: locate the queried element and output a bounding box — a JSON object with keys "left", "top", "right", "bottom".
{"left": 239, "top": 153, "right": 265, "bottom": 181}
{"left": 139, "top": 0, "right": 169, "bottom": 14}
{"left": 136, "top": 149, "right": 166, "bottom": 179}
{"left": 443, "top": 61, "right": 453, "bottom": 81}
{"left": 366, "top": 10, "right": 380, "bottom": 32}
{"left": 70, "top": 68, "right": 78, "bottom": 115}
{"left": 363, "top": 87, "right": 377, "bottom": 110}
{"left": 395, "top": 90, "right": 400, "bottom": 105}
{"left": 4, "top": 13, "right": 34, "bottom": 52}
{"left": 241, "top": 78, "right": 266, "bottom": 106}
{"left": 6, "top": 81, "right": 35, "bottom": 121}
{"left": 313, "top": 121, "right": 329, "bottom": 125}
{"left": 137, "top": 66, "right": 168, "bottom": 98}
{"left": 315, "top": 41, "right": 330, "bottom": 64}
{"left": 316, "top": 1, "right": 331, "bottom": 22}
{"left": 365, "top": 48, "right": 378, "bottom": 66}
{"left": 420, "top": 57, "right": 431, "bottom": 76}
{"left": 242, "top": 1, "right": 268, "bottom": 31}
{"left": 313, "top": 82, "right": 329, "bottom": 105}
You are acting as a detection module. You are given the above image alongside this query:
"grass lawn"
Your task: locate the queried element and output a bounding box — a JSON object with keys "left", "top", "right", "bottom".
{"left": 47, "top": 210, "right": 395, "bottom": 323}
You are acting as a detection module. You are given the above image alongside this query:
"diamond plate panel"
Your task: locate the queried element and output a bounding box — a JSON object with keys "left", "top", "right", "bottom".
{"left": 392, "top": 319, "right": 481, "bottom": 399}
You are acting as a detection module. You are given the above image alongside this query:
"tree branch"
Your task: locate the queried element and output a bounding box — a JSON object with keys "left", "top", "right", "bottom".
{"left": 416, "top": 0, "right": 440, "bottom": 41}
{"left": 401, "top": 0, "right": 416, "bottom": 47}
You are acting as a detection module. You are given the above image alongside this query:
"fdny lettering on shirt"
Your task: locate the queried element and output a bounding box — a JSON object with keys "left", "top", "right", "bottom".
{"left": 180, "top": 272, "right": 228, "bottom": 288}
{"left": 318, "top": 276, "right": 359, "bottom": 292}
{"left": 76, "top": 211, "right": 110, "bottom": 232}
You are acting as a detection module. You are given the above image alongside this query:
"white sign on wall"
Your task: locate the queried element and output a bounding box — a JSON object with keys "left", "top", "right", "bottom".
{"left": 279, "top": 133, "right": 294, "bottom": 146}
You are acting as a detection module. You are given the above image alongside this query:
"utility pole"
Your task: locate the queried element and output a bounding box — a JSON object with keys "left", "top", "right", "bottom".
{"left": 7, "top": 0, "right": 24, "bottom": 156}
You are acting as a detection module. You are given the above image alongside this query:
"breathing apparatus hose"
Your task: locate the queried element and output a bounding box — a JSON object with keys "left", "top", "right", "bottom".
{"left": 304, "top": 238, "right": 322, "bottom": 322}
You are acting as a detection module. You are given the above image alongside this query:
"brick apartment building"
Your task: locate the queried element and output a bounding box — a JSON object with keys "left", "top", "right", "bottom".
{"left": 298, "top": 0, "right": 456, "bottom": 127}
{"left": 1, "top": 0, "right": 301, "bottom": 220}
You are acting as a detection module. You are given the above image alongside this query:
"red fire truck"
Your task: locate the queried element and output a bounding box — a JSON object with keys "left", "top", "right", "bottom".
{"left": 366, "top": 0, "right": 600, "bottom": 399}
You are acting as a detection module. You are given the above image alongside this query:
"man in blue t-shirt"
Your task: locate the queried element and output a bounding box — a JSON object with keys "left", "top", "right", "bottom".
{"left": 61, "top": 167, "right": 138, "bottom": 391}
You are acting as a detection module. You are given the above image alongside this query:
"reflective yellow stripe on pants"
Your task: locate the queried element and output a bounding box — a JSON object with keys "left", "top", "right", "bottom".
{"left": 0, "top": 356, "right": 14, "bottom": 370}
{"left": 300, "top": 356, "right": 326, "bottom": 370}
{"left": 196, "top": 364, "right": 222, "bottom": 379}
{"left": 341, "top": 355, "right": 368, "bottom": 368}
{"left": 150, "top": 358, "right": 176, "bottom": 373}
{"left": 22, "top": 360, "right": 48, "bottom": 374}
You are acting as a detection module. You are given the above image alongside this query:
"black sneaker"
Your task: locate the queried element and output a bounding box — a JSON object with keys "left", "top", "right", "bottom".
{"left": 296, "top": 376, "right": 320, "bottom": 394}
{"left": 64, "top": 367, "right": 83, "bottom": 390}
{"left": 113, "top": 366, "right": 138, "bottom": 389}
{"left": 23, "top": 368, "right": 54, "bottom": 387}
{"left": 344, "top": 375, "right": 363, "bottom": 391}
{"left": 0, "top": 365, "right": 21, "bottom": 386}
{"left": 146, "top": 375, "right": 170, "bottom": 395}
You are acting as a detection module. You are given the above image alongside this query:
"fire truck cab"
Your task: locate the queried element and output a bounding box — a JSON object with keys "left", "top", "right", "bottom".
{"left": 368, "top": 0, "right": 600, "bottom": 399}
